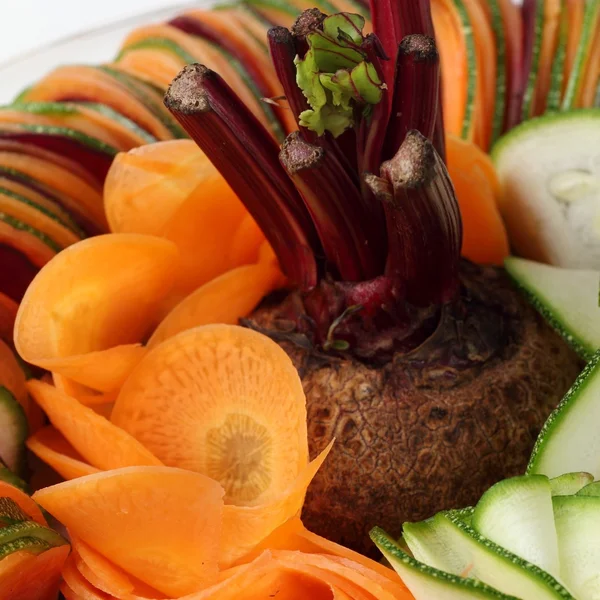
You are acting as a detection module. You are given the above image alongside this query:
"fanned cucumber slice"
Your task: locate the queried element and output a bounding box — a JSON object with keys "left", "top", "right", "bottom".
{"left": 455, "top": 0, "right": 478, "bottom": 139}
{"left": 0, "top": 387, "right": 28, "bottom": 474}
{"left": 0, "top": 537, "right": 51, "bottom": 559}
{"left": 528, "top": 351, "right": 600, "bottom": 478}
{"left": 488, "top": 0, "right": 507, "bottom": 144}
{"left": 0, "top": 458, "right": 29, "bottom": 494}
{"left": 0, "top": 498, "right": 30, "bottom": 526}
{"left": 521, "top": 0, "right": 545, "bottom": 119}
{"left": 505, "top": 257, "right": 600, "bottom": 360}
{"left": 371, "top": 527, "right": 519, "bottom": 600}
{"left": 577, "top": 481, "right": 600, "bottom": 496}
{"left": 553, "top": 495, "right": 600, "bottom": 599}
{"left": 550, "top": 472, "right": 595, "bottom": 496}
{"left": 0, "top": 520, "right": 68, "bottom": 548}
{"left": 471, "top": 474, "right": 560, "bottom": 578}
{"left": 493, "top": 110, "right": 600, "bottom": 269}
{"left": 403, "top": 512, "right": 574, "bottom": 599}
{"left": 546, "top": 0, "right": 568, "bottom": 112}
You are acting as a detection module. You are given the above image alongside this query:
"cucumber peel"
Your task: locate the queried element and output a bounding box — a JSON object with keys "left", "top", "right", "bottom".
{"left": 550, "top": 472, "right": 594, "bottom": 496}
{"left": 0, "top": 520, "right": 68, "bottom": 548}
{"left": 0, "top": 387, "right": 28, "bottom": 475}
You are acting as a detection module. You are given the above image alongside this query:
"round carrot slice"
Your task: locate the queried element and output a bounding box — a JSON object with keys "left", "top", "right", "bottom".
{"left": 26, "top": 426, "right": 100, "bottom": 481}
{"left": 14, "top": 234, "right": 179, "bottom": 391}
{"left": 62, "top": 552, "right": 118, "bottom": 600}
{"left": 0, "top": 481, "right": 46, "bottom": 525}
{"left": 33, "top": 466, "right": 225, "bottom": 597}
{"left": 0, "top": 545, "right": 70, "bottom": 600}
{"left": 112, "top": 324, "right": 309, "bottom": 507}
{"left": 27, "top": 380, "right": 161, "bottom": 471}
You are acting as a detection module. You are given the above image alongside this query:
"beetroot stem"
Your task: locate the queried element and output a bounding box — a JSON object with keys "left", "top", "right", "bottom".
{"left": 384, "top": 34, "right": 441, "bottom": 160}
{"left": 280, "top": 132, "right": 382, "bottom": 281}
{"left": 165, "top": 64, "right": 319, "bottom": 289}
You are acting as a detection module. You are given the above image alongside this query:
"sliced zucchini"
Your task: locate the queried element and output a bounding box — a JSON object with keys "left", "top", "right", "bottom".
{"left": 577, "top": 481, "right": 600, "bottom": 497}
{"left": 488, "top": 0, "right": 507, "bottom": 144}
{"left": 528, "top": 350, "right": 600, "bottom": 479}
{"left": 0, "top": 520, "right": 68, "bottom": 548}
{"left": 0, "top": 387, "right": 28, "bottom": 475}
{"left": 521, "top": 0, "right": 545, "bottom": 119}
{"left": 493, "top": 110, "right": 600, "bottom": 269}
{"left": 0, "top": 458, "right": 29, "bottom": 494}
{"left": 550, "top": 472, "right": 594, "bottom": 496}
{"left": 0, "top": 498, "right": 30, "bottom": 526}
{"left": 0, "top": 212, "right": 61, "bottom": 253}
{"left": 0, "top": 537, "right": 51, "bottom": 559}
{"left": 553, "top": 495, "right": 600, "bottom": 599}
{"left": 371, "top": 527, "right": 519, "bottom": 600}
{"left": 403, "top": 512, "right": 574, "bottom": 599}
{"left": 471, "top": 474, "right": 560, "bottom": 578}
{"left": 505, "top": 257, "right": 600, "bottom": 360}
{"left": 546, "top": 0, "right": 568, "bottom": 112}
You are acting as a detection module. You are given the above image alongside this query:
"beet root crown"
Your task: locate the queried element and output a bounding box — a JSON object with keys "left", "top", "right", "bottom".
{"left": 164, "top": 0, "right": 464, "bottom": 361}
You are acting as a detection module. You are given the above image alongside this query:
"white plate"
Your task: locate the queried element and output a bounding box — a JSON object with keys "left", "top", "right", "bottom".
{"left": 0, "top": 2, "right": 209, "bottom": 104}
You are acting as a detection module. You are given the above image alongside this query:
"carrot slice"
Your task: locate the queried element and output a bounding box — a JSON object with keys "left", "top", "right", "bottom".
{"left": 579, "top": 21, "right": 600, "bottom": 107}
{"left": 112, "top": 324, "right": 308, "bottom": 506}
{"left": 33, "top": 467, "right": 225, "bottom": 597}
{"left": 446, "top": 134, "right": 509, "bottom": 266}
{"left": 563, "top": 0, "right": 585, "bottom": 95}
{"left": 0, "top": 545, "right": 70, "bottom": 600}
{"left": 14, "top": 234, "right": 178, "bottom": 391}
{"left": 220, "top": 441, "right": 333, "bottom": 567}
{"left": 0, "top": 219, "right": 56, "bottom": 268}
{"left": 104, "top": 140, "right": 220, "bottom": 236}
{"left": 227, "top": 213, "right": 265, "bottom": 268}
{"left": 0, "top": 481, "right": 46, "bottom": 525}
{"left": 148, "top": 263, "right": 282, "bottom": 348}
{"left": 27, "top": 426, "right": 99, "bottom": 481}
{"left": 53, "top": 373, "right": 119, "bottom": 407}
{"left": 27, "top": 380, "right": 161, "bottom": 471}
{"left": 0, "top": 291, "right": 17, "bottom": 344}
{"left": 63, "top": 553, "right": 120, "bottom": 600}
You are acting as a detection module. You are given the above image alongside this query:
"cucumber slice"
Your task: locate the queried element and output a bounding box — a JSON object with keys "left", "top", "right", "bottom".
{"left": 521, "top": 0, "right": 545, "bottom": 119}
{"left": 0, "top": 520, "right": 68, "bottom": 548}
{"left": 371, "top": 527, "right": 519, "bottom": 600}
{"left": 0, "top": 458, "right": 29, "bottom": 494}
{"left": 0, "top": 537, "right": 51, "bottom": 559}
{"left": 562, "top": 0, "right": 600, "bottom": 110}
{"left": 505, "top": 257, "right": 600, "bottom": 360}
{"left": 546, "top": 0, "right": 568, "bottom": 112}
{"left": 528, "top": 350, "right": 600, "bottom": 479}
{"left": 0, "top": 498, "right": 30, "bottom": 526}
{"left": 471, "top": 474, "right": 560, "bottom": 578}
{"left": 0, "top": 212, "right": 61, "bottom": 253}
{"left": 403, "top": 512, "right": 574, "bottom": 599}
{"left": 553, "top": 495, "right": 600, "bottom": 599}
{"left": 577, "top": 481, "right": 600, "bottom": 496}
{"left": 488, "top": 0, "right": 507, "bottom": 144}
{"left": 492, "top": 110, "right": 600, "bottom": 269}
{"left": 550, "top": 472, "right": 594, "bottom": 496}
{"left": 0, "top": 387, "right": 28, "bottom": 475}
{"left": 116, "top": 38, "right": 196, "bottom": 64}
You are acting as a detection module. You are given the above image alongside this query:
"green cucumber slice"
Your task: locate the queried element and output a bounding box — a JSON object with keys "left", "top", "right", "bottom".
{"left": 562, "top": 0, "right": 600, "bottom": 110}
{"left": 80, "top": 103, "right": 157, "bottom": 144}
{"left": 505, "top": 257, "right": 600, "bottom": 360}
{"left": 550, "top": 472, "right": 594, "bottom": 496}
{"left": 492, "top": 110, "right": 600, "bottom": 269}
{"left": 116, "top": 38, "right": 196, "bottom": 64}
{"left": 577, "top": 481, "right": 600, "bottom": 496}
{"left": 0, "top": 458, "right": 29, "bottom": 494}
{"left": 522, "top": 0, "right": 545, "bottom": 119}
{"left": 528, "top": 350, "right": 600, "bottom": 479}
{"left": 403, "top": 512, "right": 574, "bottom": 599}
{"left": 0, "top": 498, "right": 30, "bottom": 526}
{"left": 0, "top": 537, "right": 51, "bottom": 559}
{"left": 0, "top": 212, "right": 61, "bottom": 253}
{"left": 546, "top": 0, "right": 568, "bottom": 112}
{"left": 488, "top": 0, "right": 507, "bottom": 144}
{"left": 553, "top": 495, "right": 600, "bottom": 599}
{"left": 0, "top": 387, "right": 28, "bottom": 475}
{"left": 454, "top": 0, "right": 477, "bottom": 139}
{"left": 471, "top": 474, "right": 560, "bottom": 578}
{"left": 371, "top": 527, "right": 518, "bottom": 600}
{"left": 0, "top": 520, "right": 68, "bottom": 548}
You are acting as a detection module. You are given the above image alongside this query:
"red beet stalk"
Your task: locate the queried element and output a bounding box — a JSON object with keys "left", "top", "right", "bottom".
{"left": 164, "top": 64, "right": 319, "bottom": 289}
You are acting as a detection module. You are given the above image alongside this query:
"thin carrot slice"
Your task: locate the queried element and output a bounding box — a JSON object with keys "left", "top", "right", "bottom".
{"left": 104, "top": 140, "right": 219, "bottom": 235}
{"left": 27, "top": 380, "right": 161, "bottom": 471}
{"left": 563, "top": 0, "right": 585, "bottom": 95}
{"left": 14, "top": 234, "right": 178, "bottom": 391}
{"left": 227, "top": 213, "right": 265, "bottom": 268}
{"left": 0, "top": 481, "right": 46, "bottom": 525}
{"left": 53, "top": 373, "right": 119, "bottom": 407}
{"left": 579, "top": 22, "right": 600, "bottom": 107}
{"left": 148, "top": 263, "right": 282, "bottom": 348}
{"left": 446, "top": 134, "right": 509, "bottom": 266}
{"left": 112, "top": 325, "right": 308, "bottom": 506}
{"left": 33, "top": 467, "right": 225, "bottom": 597}
{"left": 72, "top": 538, "right": 164, "bottom": 600}
{"left": 0, "top": 545, "right": 70, "bottom": 600}
{"left": 0, "top": 151, "right": 106, "bottom": 231}
{"left": 220, "top": 441, "right": 333, "bottom": 567}
{"left": 0, "top": 339, "right": 29, "bottom": 414}
{"left": 63, "top": 553, "right": 120, "bottom": 600}
{"left": 0, "top": 219, "right": 55, "bottom": 268}
{"left": 27, "top": 426, "right": 99, "bottom": 481}
{"left": 0, "top": 291, "right": 17, "bottom": 343}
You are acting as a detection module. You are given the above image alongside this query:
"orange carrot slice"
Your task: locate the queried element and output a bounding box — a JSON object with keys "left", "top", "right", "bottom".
{"left": 148, "top": 263, "right": 281, "bottom": 348}
{"left": 27, "top": 426, "right": 99, "bottom": 481}
{"left": 63, "top": 553, "right": 121, "bottom": 600}
{"left": 14, "top": 234, "right": 178, "bottom": 391}
{"left": 579, "top": 22, "right": 600, "bottom": 107}
{"left": 104, "top": 140, "right": 220, "bottom": 236}
{"left": 446, "top": 134, "right": 509, "bottom": 266}
{"left": 53, "top": 373, "right": 119, "bottom": 407}
{"left": 34, "top": 467, "right": 225, "bottom": 597}
{"left": 0, "top": 218, "right": 56, "bottom": 269}
{"left": 0, "top": 481, "right": 46, "bottom": 525}
{"left": 0, "top": 291, "right": 17, "bottom": 343}
{"left": 227, "top": 213, "right": 265, "bottom": 268}
{"left": 219, "top": 441, "right": 333, "bottom": 567}
{"left": 27, "top": 380, "right": 161, "bottom": 471}
{"left": 563, "top": 0, "right": 585, "bottom": 95}
{"left": 112, "top": 324, "right": 308, "bottom": 506}
{"left": 0, "top": 339, "right": 29, "bottom": 415}
{"left": 0, "top": 545, "right": 70, "bottom": 600}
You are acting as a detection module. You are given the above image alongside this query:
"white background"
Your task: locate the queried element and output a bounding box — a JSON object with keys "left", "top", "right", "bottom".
{"left": 0, "top": 0, "right": 181, "bottom": 64}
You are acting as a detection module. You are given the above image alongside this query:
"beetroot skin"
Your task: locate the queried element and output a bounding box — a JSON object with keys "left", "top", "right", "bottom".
{"left": 249, "top": 262, "right": 582, "bottom": 556}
